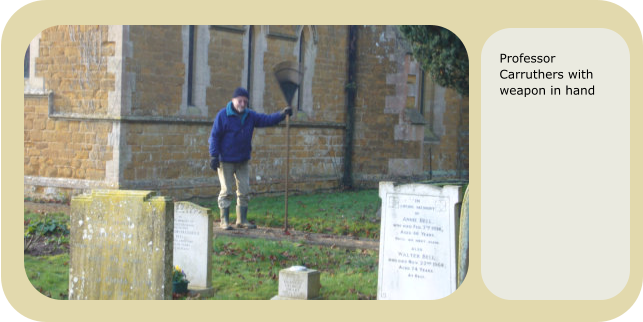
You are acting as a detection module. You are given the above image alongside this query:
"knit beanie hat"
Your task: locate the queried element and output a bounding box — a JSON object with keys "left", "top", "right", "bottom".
{"left": 232, "top": 87, "right": 249, "bottom": 99}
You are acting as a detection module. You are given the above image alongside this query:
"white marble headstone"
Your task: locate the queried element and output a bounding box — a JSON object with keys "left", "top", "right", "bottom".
{"left": 377, "top": 182, "right": 461, "bottom": 300}
{"left": 173, "top": 202, "right": 213, "bottom": 292}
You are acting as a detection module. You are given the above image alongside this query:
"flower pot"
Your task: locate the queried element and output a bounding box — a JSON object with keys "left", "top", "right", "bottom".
{"left": 172, "top": 281, "right": 189, "bottom": 294}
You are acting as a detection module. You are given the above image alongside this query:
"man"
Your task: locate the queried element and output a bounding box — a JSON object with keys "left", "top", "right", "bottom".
{"left": 209, "top": 87, "right": 292, "bottom": 230}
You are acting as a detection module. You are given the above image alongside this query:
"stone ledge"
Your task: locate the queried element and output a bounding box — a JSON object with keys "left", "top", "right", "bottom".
{"left": 270, "top": 295, "right": 321, "bottom": 300}
{"left": 188, "top": 287, "right": 215, "bottom": 298}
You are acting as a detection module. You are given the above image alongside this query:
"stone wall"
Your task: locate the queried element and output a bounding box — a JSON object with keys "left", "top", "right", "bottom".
{"left": 24, "top": 94, "right": 114, "bottom": 181}
{"left": 421, "top": 73, "right": 469, "bottom": 179}
{"left": 249, "top": 26, "right": 348, "bottom": 194}
{"left": 352, "top": 26, "right": 426, "bottom": 187}
{"left": 24, "top": 25, "right": 468, "bottom": 201}
{"left": 209, "top": 26, "right": 246, "bottom": 113}
{"left": 128, "top": 26, "right": 184, "bottom": 117}
{"left": 24, "top": 26, "right": 119, "bottom": 200}
{"left": 39, "top": 26, "right": 115, "bottom": 116}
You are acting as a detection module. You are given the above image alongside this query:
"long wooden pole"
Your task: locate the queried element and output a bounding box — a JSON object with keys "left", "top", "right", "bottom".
{"left": 284, "top": 113, "right": 290, "bottom": 233}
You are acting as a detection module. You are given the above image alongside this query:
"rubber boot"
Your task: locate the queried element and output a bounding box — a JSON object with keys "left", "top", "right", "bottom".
{"left": 235, "top": 205, "right": 256, "bottom": 229}
{"left": 219, "top": 207, "right": 232, "bottom": 230}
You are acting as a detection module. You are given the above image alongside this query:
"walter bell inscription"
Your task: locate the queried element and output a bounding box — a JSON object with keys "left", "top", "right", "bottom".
{"left": 377, "top": 182, "right": 460, "bottom": 300}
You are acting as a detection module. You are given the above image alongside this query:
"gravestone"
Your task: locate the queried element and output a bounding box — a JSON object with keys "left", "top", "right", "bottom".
{"left": 377, "top": 182, "right": 462, "bottom": 300}
{"left": 173, "top": 202, "right": 214, "bottom": 297}
{"left": 457, "top": 186, "right": 470, "bottom": 288}
{"left": 69, "top": 190, "right": 173, "bottom": 300}
{"left": 271, "top": 266, "right": 321, "bottom": 300}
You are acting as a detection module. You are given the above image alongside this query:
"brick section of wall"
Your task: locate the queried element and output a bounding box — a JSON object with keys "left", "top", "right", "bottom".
{"left": 25, "top": 25, "right": 118, "bottom": 201}
{"left": 24, "top": 25, "right": 468, "bottom": 201}
{"left": 268, "top": 26, "right": 298, "bottom": 38}
{"left": 261, "top": 32, "right": 298, "bottom": 114}
{"left": 24, "top": 95, "right": 113, "bottom": 181}
{"left": 424, "top": 87, "right": 469, "bottom": 178}
{"left": 351, "top": 26, "right": 423, "bottom": 185}
{"left": 244, "top": 26, "right": 348, "bottom": 196}
{"left": 128, "top": 26, "right": 184, "bottom": 116}
{"left": 208, "top": 28, "right": 246, "bottom": 115}
{"left": 38, "top": 26, "right": 114, "bottom": 115}
{"left": 306, "top": 26, "right": 348, "bottom": 124}
{"left": 122, "top": 123, "right": 210, "bottom": 183}
{"left": 117, "top": 122, "right": 342, "bottom": 199}
{"left": 251, "top": 126, "right": 345, "bottom": 186}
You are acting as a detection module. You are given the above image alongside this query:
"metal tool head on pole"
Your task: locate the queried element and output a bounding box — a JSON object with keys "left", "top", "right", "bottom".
{"left": 273, "top": 61, "right": 303, "bottom": 107}
{"left": 273, "top": 61, "right": 303, "bottom": 234}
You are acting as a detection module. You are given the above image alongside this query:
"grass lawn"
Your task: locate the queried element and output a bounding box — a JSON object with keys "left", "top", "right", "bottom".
{"left": 24, "top": 189, "right": 382, "bottom": 300}
{"left": 24, "top": 236, "right": 378, "bottom": 300}
{"left": 24, "top": 254, "right": 70, "bottom": 300}
{"left": 197, "top": 189, "right": 382, "bottom": 239}
{"left": 207, "top": 236, "right": 378, "bottom": 300}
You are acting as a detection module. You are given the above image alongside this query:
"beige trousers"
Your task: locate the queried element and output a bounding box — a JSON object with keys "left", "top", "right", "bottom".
{"left": 217, "top": 161, "right": 250, "bottom": 208}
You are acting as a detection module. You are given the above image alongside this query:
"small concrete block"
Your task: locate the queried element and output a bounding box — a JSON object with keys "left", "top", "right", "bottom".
{"left": 271, "top": 266, "right": 321, "bottom": 300}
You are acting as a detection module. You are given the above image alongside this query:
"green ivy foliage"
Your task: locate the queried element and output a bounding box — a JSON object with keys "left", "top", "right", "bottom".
{"left": 399, "top": 25, "right": 469, "bottom": 96}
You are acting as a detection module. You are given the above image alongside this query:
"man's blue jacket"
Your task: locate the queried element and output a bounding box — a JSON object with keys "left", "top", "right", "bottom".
{"left": 209, "top": 101, "right": 286, "bottom": 162}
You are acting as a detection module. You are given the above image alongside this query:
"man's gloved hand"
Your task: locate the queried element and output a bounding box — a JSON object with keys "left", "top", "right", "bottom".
{"left": 282, "top": 106, "right": 293, "bottom": 117}
{"left": 210, "top": 157, "right": 219, "bottom": 171}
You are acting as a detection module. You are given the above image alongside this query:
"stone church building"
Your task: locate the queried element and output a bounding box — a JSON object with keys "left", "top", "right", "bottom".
{"left": 24, "top": 25, "right": 468, "bottom": 201}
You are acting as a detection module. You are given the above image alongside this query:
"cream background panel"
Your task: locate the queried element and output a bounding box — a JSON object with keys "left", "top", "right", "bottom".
{"left": 482, "top": 28, "right": 630, "bottom": 300}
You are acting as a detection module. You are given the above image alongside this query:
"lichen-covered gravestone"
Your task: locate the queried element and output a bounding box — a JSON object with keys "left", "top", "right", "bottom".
{"left": 377, "top": 182, "right": 462, "bottom": 300}
{"left": 173, "top": 202, "right": 214, "bottom": 297}
{"left": 69, "top": 190, "right": 174, "bottom": 300}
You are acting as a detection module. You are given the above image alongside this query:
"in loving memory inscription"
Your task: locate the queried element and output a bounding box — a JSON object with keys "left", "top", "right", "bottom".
{"left": 377, "top": 183, "right": 458, "bottom": 300}
{"left": 174, "top": 209, "right": 199, "bottom": 252}
{"left": 172, "top": 202, "right": 214, "bottom": 291}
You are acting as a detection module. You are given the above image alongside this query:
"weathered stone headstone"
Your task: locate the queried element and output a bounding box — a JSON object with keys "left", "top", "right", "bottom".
{"left": 69, "top": 190, "right": 173, "bottom": 300}
{"left": 271, "top": 266, "right": 321, "bottom": 300}
{"left": 173, "top": 202, "right": 214, "bottom": 297}
{"left": 377, "top": 182, "right": 462, "bottom": 300}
